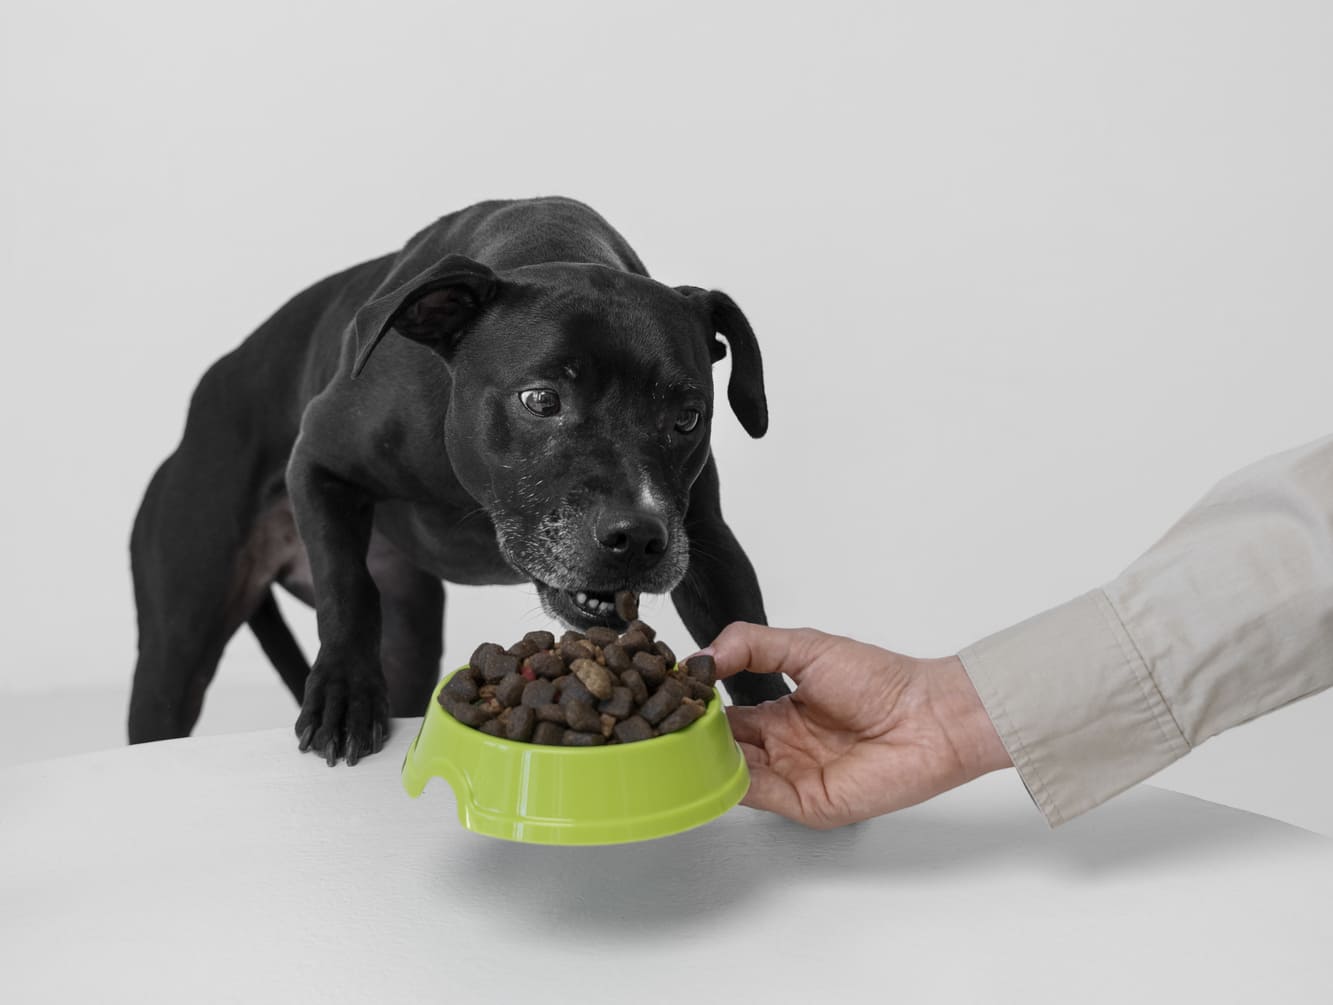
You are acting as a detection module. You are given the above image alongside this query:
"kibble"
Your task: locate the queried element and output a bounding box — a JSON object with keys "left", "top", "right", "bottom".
{"left": 658, "top": 697, "right": 706, "bottom": 734}
{"left": 603, "top": 643, "right": 632, "bottom": 671}
{"left": 619, "top": 630, "right": 652, "bottom": 655}
{"left": 615, "top": 589, "right": 639, "bottom": 621}
{"left": 520, "top": 678, "right": 557, "bottom": 708}
{"left": 524, "top": 630, "right": 556, "bottom": 651}
{"left": 684, "top": 653, "right": 717, "bottom": 686}
{"left": 533, "top": 721, "right": 566, "bottom": 746}
{"left": 626, "top": 619, "right": 655, "bottom": 641}
{"left": 598, "top": 686, "right": 633, "bottom": 720}
{"left": 439, "top": 615, "right": 716, "bottom": 746}
{"left": 559, "top": 638, "right": 597, "bottom": 663}
{"left": 505, "top": 705, "right": 536, "bottom": 742}
{"left": 480, "top": 651, "right": 518, "bottom": 684}
{"left": 535, "top": 703, "right": 567, "bottom": 724}
{"left": 441, "top": 669, "right": 479, "bottom": 703}
{"left": 470, "top": 642, "right": 503, "bottom": 668}
{"left": 565, "top": 700, "right": 603, "bottom": 734}
{"left": 495, "top": 672, "right": 527, "bottom": 708}
{"left": 443, "top": 696, "right": 492, "bottom": 727}
{"left": 631, "top": 650, "right": 667, "bottom": 688}
{"left": 563, "top": 730, "right": 606, "bottom": 747}
{"left": 527, "top": 652, "right": 565, "bottom": 679}
{"left": 683, "top": 676, "right": 714, "bottom": 702}
{"left": 653, "top": 640, "right": 677, "bottom": 668}
{"left": 621, "top": 669, "right": 649, "bottom": 705}
{"left": 571, "top": 658, "right": 614, "bottom": 700}
{"left": 639, "top": 678, "right": 685, "bottom": 725}
{"left": 613, "top": 715, "right": 654, "bottom": 743}
{"left": 507, "top": 638, "right": 541, "bottom": 661}
{"left": 559, "top": 676, "right": 595, "bottom": 707}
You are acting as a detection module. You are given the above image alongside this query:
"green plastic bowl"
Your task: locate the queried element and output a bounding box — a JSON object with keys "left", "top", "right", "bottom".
{"left": 402, "top": 668, "right": 749, "bottom": 845}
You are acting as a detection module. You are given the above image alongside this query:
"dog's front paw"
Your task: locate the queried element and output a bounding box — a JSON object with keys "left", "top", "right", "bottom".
{"left": 295, "top": 660, "right": 390, "bottom": 766}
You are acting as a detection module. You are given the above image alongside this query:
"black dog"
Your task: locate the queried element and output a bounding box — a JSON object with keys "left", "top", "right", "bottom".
{"left": 129, "top": 196, "right": 789, "bottom": 764}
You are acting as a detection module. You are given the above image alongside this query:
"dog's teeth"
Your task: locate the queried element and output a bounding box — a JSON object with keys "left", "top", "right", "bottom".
{"left": 576, "top": 592, "right": 587, "bottom": 604}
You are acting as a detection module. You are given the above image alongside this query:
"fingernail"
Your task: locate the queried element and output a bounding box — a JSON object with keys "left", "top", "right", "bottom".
{"left": 684, "top": 645, "right": 715, "bottom": 661}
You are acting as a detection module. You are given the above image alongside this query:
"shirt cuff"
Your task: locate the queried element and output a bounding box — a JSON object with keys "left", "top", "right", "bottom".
{"left": 957, "top": 589, "right": 1190, "bottom": 827}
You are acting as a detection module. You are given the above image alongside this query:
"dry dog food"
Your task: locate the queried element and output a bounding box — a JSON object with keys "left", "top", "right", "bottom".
{"left": 439, "top": 592, "right": 717, "bottom": 746}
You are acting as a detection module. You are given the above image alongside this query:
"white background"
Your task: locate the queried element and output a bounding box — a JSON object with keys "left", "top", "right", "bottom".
{"left": 2, "top": 1, "right": 1330, "bottom": 833}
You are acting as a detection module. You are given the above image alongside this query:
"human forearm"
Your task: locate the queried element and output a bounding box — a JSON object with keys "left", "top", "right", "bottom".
{"left": 961, "top": 434, "right": 1333, "bottom": 827}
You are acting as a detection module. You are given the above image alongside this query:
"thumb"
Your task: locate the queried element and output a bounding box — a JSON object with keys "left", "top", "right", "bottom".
{"left": 703, "top": 622, "right": 833, "bottom": 683}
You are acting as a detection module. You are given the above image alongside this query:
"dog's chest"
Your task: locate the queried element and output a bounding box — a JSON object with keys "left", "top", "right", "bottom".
{"left": 372, "top": 499, "right": 525, "bottom": 586}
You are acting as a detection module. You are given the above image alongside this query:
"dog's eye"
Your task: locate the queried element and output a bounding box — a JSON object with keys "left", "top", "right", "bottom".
{"left": 520, "top": 388, "right": 561, "bottom": 417}
{"left": 674, "top": 408, "right": 701, "bottom": 433}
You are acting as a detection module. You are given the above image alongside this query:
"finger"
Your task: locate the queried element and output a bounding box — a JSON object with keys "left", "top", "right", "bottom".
{"left": 725, "top": 705, "right": 767, "bottom": 748}
{"left": 703, "top": 622, "right": 834, "bottom": 683}
{"left": 735, "top": 737, "right": 769, "bottom": 767}
{"left": 739, "top": 762, "right": 807, "bottom": 822}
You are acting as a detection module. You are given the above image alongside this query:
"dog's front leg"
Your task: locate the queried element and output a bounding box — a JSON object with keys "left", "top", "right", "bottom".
{"left": 671, "top": 457, "right": 791, "bottom": 706}
{"left": 288, "top": 447, "right": 390, "bottom": 765}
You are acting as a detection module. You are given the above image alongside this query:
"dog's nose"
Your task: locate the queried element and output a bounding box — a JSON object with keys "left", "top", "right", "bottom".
{"left": 594, "top": 508, "right": 669, "bottom": 561}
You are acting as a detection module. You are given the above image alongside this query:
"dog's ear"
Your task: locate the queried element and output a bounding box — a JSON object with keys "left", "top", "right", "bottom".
{"left": 676, "top": 286, "right": 768, "bottom": 438}
{"left": 351, "top": 254, "right": 498, "bottom": 377}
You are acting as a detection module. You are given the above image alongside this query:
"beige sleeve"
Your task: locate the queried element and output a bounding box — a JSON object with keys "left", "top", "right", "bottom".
{"left": 958, "top": 434, "right": 1333, "bottom": 827}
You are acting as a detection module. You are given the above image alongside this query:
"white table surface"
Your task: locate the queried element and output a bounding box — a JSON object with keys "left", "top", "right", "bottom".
{"left": 3, "top": 721, "right": 1331, "bottom": 1005}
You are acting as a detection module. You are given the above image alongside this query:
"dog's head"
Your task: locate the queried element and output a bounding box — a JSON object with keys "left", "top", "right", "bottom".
{"left": 352, "top": 255, "right": 766, "bottom": 628}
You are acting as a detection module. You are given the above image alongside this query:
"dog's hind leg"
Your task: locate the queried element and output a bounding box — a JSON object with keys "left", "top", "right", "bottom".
{"left": 129, "top": 439, "right": 267, "bottom": 742}
{"left": 367, "top": 529, "right": 444, "bottom": 717}
{"left": 128, "top": 349, "right": 302, "bottom": 741}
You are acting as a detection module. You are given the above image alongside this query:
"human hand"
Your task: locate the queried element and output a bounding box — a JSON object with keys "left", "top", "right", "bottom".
{"left": 704, "top": 623, "right": 1012, "bottom": 828}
